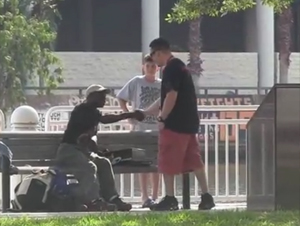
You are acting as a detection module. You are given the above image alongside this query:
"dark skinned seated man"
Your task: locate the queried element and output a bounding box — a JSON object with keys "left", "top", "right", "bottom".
{"left": 55, "top": 84, "right": 145, "bottom": 211}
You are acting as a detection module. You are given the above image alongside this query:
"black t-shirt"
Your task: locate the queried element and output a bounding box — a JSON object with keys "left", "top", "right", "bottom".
{"left": 62, "top": 102, "right": 101, "bottom": 144}
{"left": 160, "top": 57, "right": 199, "bottom": 134}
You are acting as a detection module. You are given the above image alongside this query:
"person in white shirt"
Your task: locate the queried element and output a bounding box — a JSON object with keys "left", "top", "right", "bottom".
{"left": 117, "top": 55, "right": 161, "bottom": 208}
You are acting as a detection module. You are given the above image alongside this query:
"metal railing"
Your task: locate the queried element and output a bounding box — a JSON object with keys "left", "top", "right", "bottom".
{"left": 1, "top": 119, "right": 248, "bottom": 204}
{"left": 44, "top": 106, "right": 133, "bottom": 131}
{"left": 44, "top": 105, "right": 258, "bottom": 131}
{"left": 41, "top": 105, "right": 254, "bottom": 203}
{"left": 0, "top": 105, "right": 254, "bottom": 204}
{"left": 112, "top": 118, "right": 248, "bottom": 203}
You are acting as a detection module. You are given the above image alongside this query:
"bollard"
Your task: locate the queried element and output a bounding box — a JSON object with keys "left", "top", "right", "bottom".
{"left": 1, "top": 105, "right": 40, "bottom": 211}
{"left": 10, "top": 105, "right": 39, "bottom": 131}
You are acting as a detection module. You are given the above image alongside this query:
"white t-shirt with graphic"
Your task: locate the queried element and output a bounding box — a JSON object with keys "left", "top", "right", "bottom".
{"left": 117, "top": 75, "right": 161, "bottom": 131}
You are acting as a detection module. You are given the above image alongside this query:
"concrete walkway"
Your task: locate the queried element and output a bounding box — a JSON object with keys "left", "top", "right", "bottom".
{"left": 0, "top": 203, "right": 246, "bottom": 218}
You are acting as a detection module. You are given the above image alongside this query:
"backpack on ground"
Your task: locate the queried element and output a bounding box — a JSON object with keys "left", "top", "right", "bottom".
{"left": 12, "top": 168, "right": 79, "bottom": 212}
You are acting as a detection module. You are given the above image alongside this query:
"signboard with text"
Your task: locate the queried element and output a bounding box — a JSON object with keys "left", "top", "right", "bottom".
{"left": 197, "top": 95, "right": 255, "bottom": 142}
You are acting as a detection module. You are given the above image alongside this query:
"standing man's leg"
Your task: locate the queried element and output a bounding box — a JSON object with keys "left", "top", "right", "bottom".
{"left": 93, "top": 156, "right": 132, "bottom": 211}
{"left": 140, "top": 173, "right": 160, "bottom": 208}
{"left": 184, "top": 135, "right": 215, "bottom": 210}
{"left": 139, "top": 173, "right": 153, "bottom": 207}
{"left": 151, "top": 172, "right": 160, "bottom": 201}
{"left": 151, "top": 129, "right": 189, "bottom": 211}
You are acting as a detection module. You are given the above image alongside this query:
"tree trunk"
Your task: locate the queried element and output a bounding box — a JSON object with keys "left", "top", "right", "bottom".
{"left": 0, "top": 83, "right": 5, "bottom": 110}
{"left": 0, "top": 67, "right": 8, "bottom": 110}
{"left": 187, "top": 17, "right": 203, "bottom": 94}
{"left": 277, "top": 6, "right": 293, "bottom": 83}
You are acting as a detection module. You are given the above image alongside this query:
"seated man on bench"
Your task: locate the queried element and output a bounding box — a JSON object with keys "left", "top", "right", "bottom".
{"left": 56, "top": 84, "right": 144, "bottom": 211}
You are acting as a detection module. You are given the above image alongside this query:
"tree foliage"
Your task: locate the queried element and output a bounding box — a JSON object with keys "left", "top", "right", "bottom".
{"left": 19, "top": 0, "right": 61, "bottom": 35}
{"left": 166, "top": 0, "right": 295, "bottom": 23}
{"left": 0, "top": 0, "right": 63, "bottom": 110}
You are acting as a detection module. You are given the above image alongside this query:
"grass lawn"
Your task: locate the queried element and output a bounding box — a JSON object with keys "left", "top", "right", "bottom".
{"left": 0, "top": 211, "right": 299, "bottom": 226}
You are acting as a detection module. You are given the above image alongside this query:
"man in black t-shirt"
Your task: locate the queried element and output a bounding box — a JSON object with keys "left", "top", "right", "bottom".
{"left": 143, "top": 38, "right": 215, "bottom": 211}
{"left": 56, "top": 84, "right": 144, "bottom": 211}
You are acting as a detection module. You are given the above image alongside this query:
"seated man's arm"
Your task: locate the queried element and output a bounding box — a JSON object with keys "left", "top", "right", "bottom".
{"left": 99, "top": 113, "right": 135, "bottom": 124}
{"left": 87, "top": 137, "right": 110, "bottom": 157}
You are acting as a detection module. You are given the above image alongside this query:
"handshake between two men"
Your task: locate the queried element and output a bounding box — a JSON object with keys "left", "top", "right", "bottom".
{"left": 119, "top": 98, "right": 161, "bottom": 123}
{"left": 119, "top": 98, "right": 161, "bottom": 126}
{"left": 123, "top": 110, "right": 146, "bottom": 122}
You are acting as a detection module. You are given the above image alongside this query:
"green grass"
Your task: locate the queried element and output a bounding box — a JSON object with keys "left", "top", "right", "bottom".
{"left": 0, "top": 211, "right": 299, "bottom": 226}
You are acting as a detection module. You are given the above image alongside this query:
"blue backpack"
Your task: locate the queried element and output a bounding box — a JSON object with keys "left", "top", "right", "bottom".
{"left": 50, "top": 168, "right": 78, "bottom": 197}
{"left": 47, "top": 168, "right": 80, "bottom": 211}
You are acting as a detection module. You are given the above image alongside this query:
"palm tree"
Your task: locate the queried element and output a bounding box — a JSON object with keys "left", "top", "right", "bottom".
{"left": 187, "top": 17, "right": 203, "bottom": 94}
{"left": 277, "top": 6, "right": 293, "bottom": 83}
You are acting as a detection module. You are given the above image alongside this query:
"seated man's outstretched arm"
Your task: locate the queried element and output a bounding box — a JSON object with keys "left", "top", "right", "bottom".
{"left": 99, "top": 113, "right": 135, "bottom": 124}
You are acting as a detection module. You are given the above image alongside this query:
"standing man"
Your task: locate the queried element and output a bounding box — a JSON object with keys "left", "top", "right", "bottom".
{"left": 117, "top": 55, "right": 161, "bottom": 208}
{"left": 144, "top": 38, "right": 215, "bottom": 211}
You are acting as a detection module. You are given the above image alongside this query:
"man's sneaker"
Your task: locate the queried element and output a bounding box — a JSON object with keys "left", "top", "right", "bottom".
{"left": 150, "top": 196, "right": 179, "bottom": 211}
{"left": 87, "top": 198, "right": 117, "bottom": 212}
{"left": 110, "top": 197, "right": 132, "bottom": 211}
{"left": 142, "top": 198, "right": 155, "bottom": 208}
{"left": 198, "top": 193, "right": 215, "bottom": 210}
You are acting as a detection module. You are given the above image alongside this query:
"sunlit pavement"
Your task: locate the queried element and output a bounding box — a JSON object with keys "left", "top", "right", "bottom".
{"left": 0, "top": 203, "right": 247, "bottom": 218}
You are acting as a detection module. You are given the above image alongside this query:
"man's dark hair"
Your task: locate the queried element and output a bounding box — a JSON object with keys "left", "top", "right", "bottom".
{"left": 62, "top": 103, "right": 101, "bottom": 144}
{"left": 143, "top": 54, "right": 154, "bottom": 63}
{"left": 149, "top": 38, "right": 170, "bottom": 51}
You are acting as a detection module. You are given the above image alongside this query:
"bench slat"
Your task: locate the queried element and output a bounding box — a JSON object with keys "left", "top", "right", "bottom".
{"left": 13, "top": 159, "right": 56, "bottom": 167}
{"left": 16, "top": 165, "right": 157, "bottom": 175}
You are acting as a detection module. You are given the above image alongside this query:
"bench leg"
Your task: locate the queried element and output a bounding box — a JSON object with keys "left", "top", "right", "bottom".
{"left": 2, "top": 156, "right": 11, "bottom": 212}
{"left": 182, "top": 173, "right": 190, "bottom": 209}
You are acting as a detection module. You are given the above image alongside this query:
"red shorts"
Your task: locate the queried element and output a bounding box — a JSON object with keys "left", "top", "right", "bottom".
{"left": 158, "top": 129, "right": 204, "bottom": 175}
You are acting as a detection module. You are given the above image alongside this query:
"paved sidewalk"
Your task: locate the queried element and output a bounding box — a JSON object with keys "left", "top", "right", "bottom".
{"left": 0, "top": 203, "right": 246, "bottom": 218}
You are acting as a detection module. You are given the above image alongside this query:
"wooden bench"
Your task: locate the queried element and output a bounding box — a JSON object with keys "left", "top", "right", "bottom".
{"left": 0, "top": 131, "right": 191, "bottom": 212}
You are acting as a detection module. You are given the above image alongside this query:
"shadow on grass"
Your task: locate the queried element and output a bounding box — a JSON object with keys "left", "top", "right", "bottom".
{"left": 0, "top": 211, "right": 299, "bottom": 226}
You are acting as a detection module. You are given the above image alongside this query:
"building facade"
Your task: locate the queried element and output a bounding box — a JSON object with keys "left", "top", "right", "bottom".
{"left": 55, "top": 0, "right": 300, "bottom": 52}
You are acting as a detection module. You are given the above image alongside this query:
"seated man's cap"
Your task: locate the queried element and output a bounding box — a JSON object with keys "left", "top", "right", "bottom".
{"left": 85, "top": 84, "right": 110, "bottom": 97}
